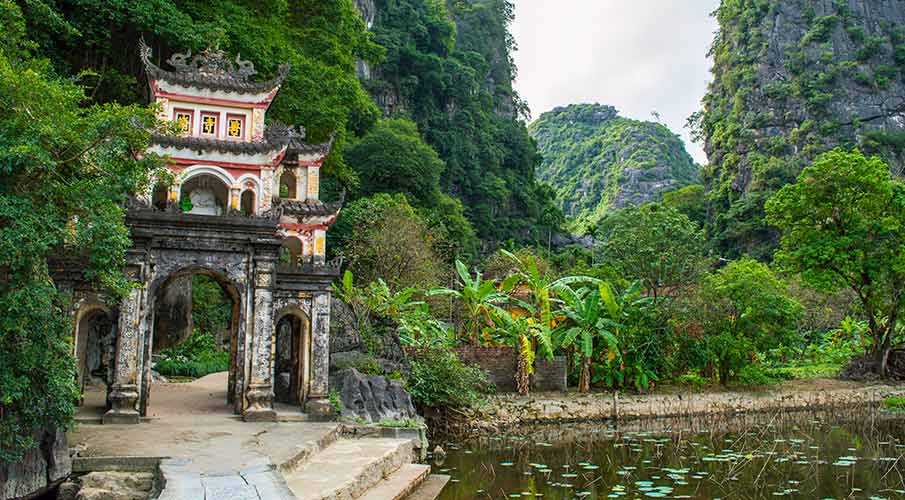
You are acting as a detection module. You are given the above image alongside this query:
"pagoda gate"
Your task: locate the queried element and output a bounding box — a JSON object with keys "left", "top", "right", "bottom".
{"left": 58, "top": 42, "right": 342, "bottom": 424}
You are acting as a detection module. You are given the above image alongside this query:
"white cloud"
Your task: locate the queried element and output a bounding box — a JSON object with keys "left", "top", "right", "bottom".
{"left": 511, "top": 0, "right": 720, "bottom": 164}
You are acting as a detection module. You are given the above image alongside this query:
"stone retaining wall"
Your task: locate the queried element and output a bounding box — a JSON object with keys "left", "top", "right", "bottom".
{"left": 463, "top": 382, "right": 905, "bottom": 432}
{"left": 405, "top": 347, "right": 568, "bottom": 393}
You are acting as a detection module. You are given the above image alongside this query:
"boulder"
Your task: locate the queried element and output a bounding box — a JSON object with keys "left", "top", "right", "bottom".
{"left": 329, "top": 297, "right": 361, "bottom": 354}
{"left": 76, "top": 471, "right": 155, "bottom": 500}
{"left": 330, "top": 369, "right": 419, "bottom": 424}
{"left": 0, "top": 427, "right": 71, "bottom": 499}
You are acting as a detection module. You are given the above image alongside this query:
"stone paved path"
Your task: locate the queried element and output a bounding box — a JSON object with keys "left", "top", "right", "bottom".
{"left": 158, "top": 459, "right": 296, "bottom": 499}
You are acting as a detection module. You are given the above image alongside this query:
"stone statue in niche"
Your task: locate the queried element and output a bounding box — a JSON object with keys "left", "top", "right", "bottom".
{"left": 188, "top": 188, "right": 222, "bottom": 216}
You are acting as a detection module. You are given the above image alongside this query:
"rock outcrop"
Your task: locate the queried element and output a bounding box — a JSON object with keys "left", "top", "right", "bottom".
{"left": 530, "top": 103, "right": 699, "bottom": 230}
{"left": 329, "top": 299, "right": 418, "bottom": 423}
{"left": 329, "top": 369, "right": 419, "bottom": 423}
{"left": 0, "top": 427, "right": 71, "bottom": 499}
{"left": 698, "top": 0, "right": 905, "bottom": 256}
{"left": 58, "top": 471, "right": 155, "bottom": 500}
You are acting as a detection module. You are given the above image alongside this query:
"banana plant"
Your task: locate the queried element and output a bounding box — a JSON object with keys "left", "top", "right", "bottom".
{"left": 490, "top": 305, "right": 555, "bottom": 395}
{"left": 500, "top": 249, "right": 598, "bottom": 329}
{"left": 553, "top": 284, "right": 619, "bottom": 392}
{"left": 427, "top": 260, "right": 516, "bottom": 345}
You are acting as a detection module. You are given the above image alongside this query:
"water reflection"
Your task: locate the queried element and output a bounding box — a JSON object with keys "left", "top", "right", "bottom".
{"left": 436, "top": 411, "right": 905, "bottom": 499}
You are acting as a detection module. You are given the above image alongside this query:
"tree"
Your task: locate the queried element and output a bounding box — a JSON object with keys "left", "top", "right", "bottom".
{"left": 331, "top": 194, "right": 442, "bottom": 291}
{"left": 694, "top": 259, "right": 803, "bottom": 385}
{"left": 13, "top": 0, "right": 383, "bottom": 188}
{"left": 598, "top": 204, "right": 708, "bottom": 301}
{"left": 0, "top": 2, "right": 162, "bottom": 462}
{"left": 766, "top": 149, "right": 905, "bottom": 376}
{"left": 346, "top": 118, "right": 445, "bottom": 207}
{"left": 553, "top": 285, "right": 618, "bottom": 392}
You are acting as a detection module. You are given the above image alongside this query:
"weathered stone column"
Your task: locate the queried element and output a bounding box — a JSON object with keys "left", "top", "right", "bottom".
{"left": 243, "top": 258, "right": 277, "bottom": 422}
{"left": 305, "top": 291, "right": 333, "bottom": 417}
{"left": 103, "top": 266, "right": 144, "bottom": 424}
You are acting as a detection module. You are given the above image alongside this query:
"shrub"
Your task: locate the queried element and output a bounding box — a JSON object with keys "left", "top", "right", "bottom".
{"left": 154, "top": 330, "right": 228, "bottom": 378}
{"left": 329, "top": 390, "right": 344, "bottom": 414}
{"left": 155, "top": 353, "right": 229, "bottom": 379}
{"left": 675, "top": 372, "right": 710, "bottom": 391}
{"left": 332, "top": 352, "right": 384, "bottom": 376}
{"left": 737, "top": 365, "right": 778, "bottom": 386}
{"left": 406, "top": 349, "right": 492, "bottom": 408}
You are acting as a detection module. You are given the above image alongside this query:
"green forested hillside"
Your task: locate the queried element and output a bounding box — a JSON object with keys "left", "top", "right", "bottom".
{"left": 358, "top": 0, "right": 560, "bottom": 250}
{"left": 530, "top": 104, "right": 698, "bottom": 231}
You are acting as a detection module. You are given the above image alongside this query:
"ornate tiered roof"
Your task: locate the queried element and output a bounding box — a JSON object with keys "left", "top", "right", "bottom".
{"left": 271, "top": 196, "right": 344, "bottom": 217}
{"left": 139, "top": 39, "right": 289, "bottom": 94}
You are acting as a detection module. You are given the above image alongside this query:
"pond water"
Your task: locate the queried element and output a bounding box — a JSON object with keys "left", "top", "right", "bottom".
{"left": 435, "top": 411, "right": 905, "bottom": 500}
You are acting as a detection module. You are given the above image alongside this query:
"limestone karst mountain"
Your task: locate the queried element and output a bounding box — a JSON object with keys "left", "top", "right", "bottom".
{"left": 530, "top": 103, "right": 699, "bottom": 231}
{"left": 697, "top": 0, "right": 905, "bottom": 257}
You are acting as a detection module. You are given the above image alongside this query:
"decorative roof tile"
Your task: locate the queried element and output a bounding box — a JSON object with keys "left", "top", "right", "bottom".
{"left": 272, "top": 197, "right": 343, "bottom": 217}
{"left": 139, "top": 39, "right": 289, "bottom": 94}
{"left": 150, "top": 132, "right": 287, "bottom": 155}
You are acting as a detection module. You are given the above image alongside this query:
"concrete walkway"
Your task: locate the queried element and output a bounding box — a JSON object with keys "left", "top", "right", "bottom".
{"left": 71, "top": 373, "right": 342, "bottom": 499}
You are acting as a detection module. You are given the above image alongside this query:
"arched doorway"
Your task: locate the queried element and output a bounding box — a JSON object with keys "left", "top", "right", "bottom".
{"left": 279, "top": 237, "right": 303, "bottom": 267}
{"left": 146, "top": 268, "right": 242, "bottom": 415}
{"left": 180, "top": 173, "right": 230, "bottom": 215}
{"left": 279, "top": 171, "right": 297, "bottom": 199}
{"left": 274, "top": 310, "right": 310, "bottom": 407}
{"left": 74, "top": 306, "right": 116, "bottom": 411}
{"left": 240, "top": 190, "right": 256, "bottom": 215}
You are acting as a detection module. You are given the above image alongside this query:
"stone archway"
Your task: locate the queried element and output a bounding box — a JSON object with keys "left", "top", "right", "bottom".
{"left": 74, "top": 305, "right": 116, "bottom": 409}
{"left": 274, "top": 308, "right": 311, "bottom": 406}
{"left": 146, "top": 267, "right": 243, "bottom": 414}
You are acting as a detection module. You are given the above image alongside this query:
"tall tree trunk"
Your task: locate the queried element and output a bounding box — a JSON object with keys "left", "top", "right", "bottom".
{"left": 578, "top": 355, "right": 591, "bottom": 393}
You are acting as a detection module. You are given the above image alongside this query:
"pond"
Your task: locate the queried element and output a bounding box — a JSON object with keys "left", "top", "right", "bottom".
{"left": 434, "top": 411, "right": 905, "bottom": 500}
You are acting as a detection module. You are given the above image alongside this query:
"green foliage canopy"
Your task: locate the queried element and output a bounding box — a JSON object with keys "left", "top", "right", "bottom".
{"left": 346, "top": 118, "right": 445, "bottom": 206}
{"left": 0, "top": 1, "right": 162, "bottom": 462}
{"left": 695, "top": 258, "right": 803, "bottom": 384}
{"left": 598, "top": 205, "right": 708, "bottom": 301}
{"left": 766, "top": 149, "right": 905, "bottom": 372}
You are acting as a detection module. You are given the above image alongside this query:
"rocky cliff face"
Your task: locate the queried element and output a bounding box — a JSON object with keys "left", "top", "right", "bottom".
{"left": 353, "top": 0, "right": 377, "bottom": 79}
{"left": 698, "top": 0, "right": 905, "bottom": 257}
{"left": 0, "top": 427, "right": 71, "bottom": 499}
{"left": 530, "top": 104, "right": 699, "bottom": 230}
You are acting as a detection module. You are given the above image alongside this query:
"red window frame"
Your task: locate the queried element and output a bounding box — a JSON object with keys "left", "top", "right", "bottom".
{"left": 200, "top": 112, "right": 219, "bottom": 137}
{"left": 226, "top": 114, "right": 246, "bottom": 140}
{"left": 173, "top": 109, "right": 194, "bottom": 135}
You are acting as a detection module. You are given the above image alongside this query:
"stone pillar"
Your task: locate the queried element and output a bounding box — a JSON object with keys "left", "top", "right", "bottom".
{"left": 243, "top": 258, "right": 277, "bottom": 422}
{"left": 305, "top": 291, "right": 333, "bottom": 417}
{"left": 295, "top": 167, "right": 308, "bottom": 201}
{"left": 230, "top": 187, "right": 241, "bottom": 211}
{"left": 259, "top": 169, "right": 274, "bottom": 211}
{"left": 103, "top": 267, "right": 144, "bottom": 424}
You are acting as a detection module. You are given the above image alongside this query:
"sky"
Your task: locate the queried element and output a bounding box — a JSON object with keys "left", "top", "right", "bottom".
{"left": 510, "top": 0, "right": 721, "bottom": 165}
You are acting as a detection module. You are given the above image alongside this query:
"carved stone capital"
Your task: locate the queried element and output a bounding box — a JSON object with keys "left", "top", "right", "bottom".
{"left": 243, "top": 384, "right": 276, "bottom": 422}
{"left": 103, "top": 384, "right": 140, "bottom": 424}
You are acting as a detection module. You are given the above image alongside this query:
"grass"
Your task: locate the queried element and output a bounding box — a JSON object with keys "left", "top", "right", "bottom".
{"left": 765, "top": 362, "right": 842, "bottom": 381}
{"left": 883, "top": 396, "right": 905, "bottom": 412}
{"left": 377, "top": 418, "right": 422, "bottom": 429}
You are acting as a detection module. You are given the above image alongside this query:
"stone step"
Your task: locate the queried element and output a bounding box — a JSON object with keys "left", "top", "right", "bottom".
{"left": 405, "top": 475, "right": 451, "bottom": 500}
{"left": 358, "top": 464, "right": 430, "bottom": 500}
{"left": 285, "top": 438, "right": 415, "bottom": 500}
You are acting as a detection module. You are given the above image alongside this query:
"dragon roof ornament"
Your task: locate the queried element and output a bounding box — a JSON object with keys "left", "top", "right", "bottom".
{"left": 139, "top": 38, "right": 289, "bottom": 94}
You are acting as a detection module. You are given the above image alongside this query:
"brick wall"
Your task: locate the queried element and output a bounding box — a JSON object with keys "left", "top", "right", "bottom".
{"left": 404, "top": 346, "right": 567, "bottom": 393}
